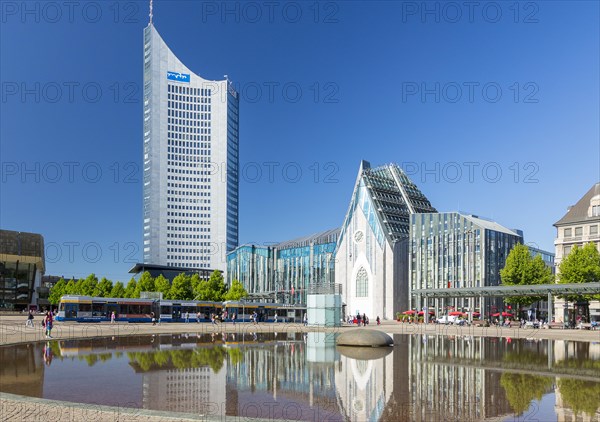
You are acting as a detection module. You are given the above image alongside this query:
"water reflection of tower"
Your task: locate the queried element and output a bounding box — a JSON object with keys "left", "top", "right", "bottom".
{"left": 137, "top": 355, "right": 226, "bottom": 415}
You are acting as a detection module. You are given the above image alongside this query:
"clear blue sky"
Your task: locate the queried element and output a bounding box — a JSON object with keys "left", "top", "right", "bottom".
{"left": 1, "top": 1, "right": 598, "bottom": 283}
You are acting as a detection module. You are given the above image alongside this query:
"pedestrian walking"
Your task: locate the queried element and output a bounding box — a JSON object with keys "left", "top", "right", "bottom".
{"left": 376, "top": 316, "right": 380, "bottom": 326}
{"left": 185, "top": 311, "right": 189, "bottom": 323}
{"left": 232, "top": 313, "right": 236, "bottom": 325}
{"left": 26, "top": 310, "right": 34, "bottom": 328}
{"left": 274, "top": 312, "right": 278, "bottom": 323}
{"left": 111, "top": 311, "right": 116, "bottom": 324}
{"left": 303, "top": 313, "right": 308, "bottom": 326}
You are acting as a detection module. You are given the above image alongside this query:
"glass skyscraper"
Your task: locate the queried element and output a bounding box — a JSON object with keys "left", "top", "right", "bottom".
{"left": 143, "top": 21, "right": 239, "bottom": 271}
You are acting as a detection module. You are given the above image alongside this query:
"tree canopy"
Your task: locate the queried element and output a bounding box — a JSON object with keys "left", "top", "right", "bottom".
{"left": 48, "top": 278, "right": 66, "bottom": 305}
{"left": 224, "top": 279, "right": 248, "bottom": 301}
{"left": 169, "top": 273, "right": 192, "bottom": 300}
{"left": 500, "top": 244, "right": 553, "bottom": 308}
{"left": 558, "top": 242, "right": 600, "bottom": 301}
{"left": 47, "top": 271, "right": 247, "bottom": 303}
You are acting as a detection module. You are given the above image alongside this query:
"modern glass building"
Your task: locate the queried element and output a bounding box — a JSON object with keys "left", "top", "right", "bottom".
{"left": 409, "top": 212, "right": 523, "bottom": 317}
{"left": 334, "top": 161, "right": 437, "bottom": 320}
{"left": 143, "top": 19, "right": 239, "bottom": 272}
{"left": 226, "top": 228, "right": 339, "bottom": 304}
{"left": 0, "top": 230, "right": 45, "bottom": 310}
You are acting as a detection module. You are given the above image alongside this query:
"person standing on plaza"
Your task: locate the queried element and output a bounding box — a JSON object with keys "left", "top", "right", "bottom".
{"left": 376, "top": 316, "right": 380, "bottom": 326}
{"left": 44, "top": 311, "right": 53, "bottom": 338}
{"left": 111, "top": 311, "right": 116, "bottom": 324}
{"left": 232, "top": 313, "right": 236, "bottom": 325}
{"left": 303, "top": 313, "right": 308, "bottom": 326}
{"left": 274, "top": 312, "right": 278, "bottom": 323}
{"left": 26, "top": 309, "right": 34, "bottom": 328}
{"left": 363, "top": 313, "right": 367, "bottom": 327}
{"left": 185, "top": 311, "right": 189, "bottom": 323}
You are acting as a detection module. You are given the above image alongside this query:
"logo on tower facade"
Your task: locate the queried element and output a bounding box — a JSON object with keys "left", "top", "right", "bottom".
{"left": 167, "top": 72, "right": 190, "bottom": 83}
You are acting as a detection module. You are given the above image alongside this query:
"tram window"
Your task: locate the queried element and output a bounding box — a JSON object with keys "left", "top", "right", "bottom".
{"left": 79, "top": 303, "right": 92, "bottom": 312}
{"left": 59, "top": 303, "right": 65, "bottom": 311}
{"left": 92, "top": 303, "right": 105, "bottom": 316}
{"left": 140, "top": 305, "right": 151, "bottom": 314}
{"left": 161, "top": 306, "right": 171, "bottom": 314}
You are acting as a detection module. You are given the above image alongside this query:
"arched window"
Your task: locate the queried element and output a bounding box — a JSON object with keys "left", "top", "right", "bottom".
{"left": 356, "top": 267, "right": 368, "bottom": 297}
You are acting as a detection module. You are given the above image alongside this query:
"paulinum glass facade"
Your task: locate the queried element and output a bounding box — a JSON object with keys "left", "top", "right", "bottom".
{"left": 410, "top": 213, "right": 523, "bottom": 316}
{"left": 226, "top": 229, "right": 339, "bottom": 304}
{"left": 143, "top": 22, "right": 239, "bottom": 272}
{"left": 334, "top": 161, "right": 437, "bottom": 320}
{"left": 0, "top": 230, "right": 45, "bottom": 310}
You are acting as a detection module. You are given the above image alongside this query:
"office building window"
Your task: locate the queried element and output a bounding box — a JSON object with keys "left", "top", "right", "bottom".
{"left": 575, "top": 227, "right": 583, "bottom": 236}
{"left": 564, "top": 228, "right": 572, "bottom": 237}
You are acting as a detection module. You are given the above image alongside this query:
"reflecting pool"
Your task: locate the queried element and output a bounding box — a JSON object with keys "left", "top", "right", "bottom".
{"left": 1, "top": 332, "right": 599, "bottom": 421}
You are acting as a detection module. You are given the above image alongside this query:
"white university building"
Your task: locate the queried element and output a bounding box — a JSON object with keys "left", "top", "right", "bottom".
{"left": 335, "top": 161, "right": 437, "bottom": 320}
{"left": 143, "top": 19, "right": 240, "bottom": 271}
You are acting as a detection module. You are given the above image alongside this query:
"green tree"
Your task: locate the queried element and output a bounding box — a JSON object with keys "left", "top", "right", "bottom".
{"left": 224, "top": 279, "right": 248, "bottom": 301}
{"left": 500, "top": 244, "right": 553, "bottom": 310}
{"left": 73, "top": 278, "right": 84, "bottom": 295}
{"left": 154, "top": 275, "right": 171, "bottom": 299}
{"left": 80, "top": 274, "right": 99, "bottom": 296}
{"left": 110, "top": 281, "right": 126, "bottom": 298}
{"left": 168, "top": 273, "right": 192, "bottom": 300}
{"left": 48, "top": 278, "right": 67, "bottom": 305}
{"left": 135, "top": 271, "right": 155, "bottom": 297}
{"left": 558, "top": 243, "right": 600, "bottom": 301}
{"left": 64, "top": 279, "right": 77, "bottom": 295}
{"left": 208, "top": 271, "right": 227, "bottom": 301}
{"left": 95, "top": 277, "right": 113, "bottom": 297}
{"left": 190, "top": 274, "right": 202, "bottom": 294}
{"left": 124, "top": 278, "right": 138, "bottom": 298}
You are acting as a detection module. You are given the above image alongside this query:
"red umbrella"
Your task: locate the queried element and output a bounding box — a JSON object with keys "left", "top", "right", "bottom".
{"left": 472, "top": 312, "right": 481, "bottom": 316}
{"left": 418, "top": 310, "right": 435, "bottom": 316}
{"left": 491, "top": 312, "right": 513, "bottom": 317}
{"left": 449, "top": 311, "right": 465, "bottom": 316}
{"left": 403, "top": 310, "right": 416, "bottom": 315}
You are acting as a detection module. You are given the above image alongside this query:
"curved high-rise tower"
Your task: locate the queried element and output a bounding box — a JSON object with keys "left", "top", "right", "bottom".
{"left": 143, "top": 20, "right": 239, "bottom": 271}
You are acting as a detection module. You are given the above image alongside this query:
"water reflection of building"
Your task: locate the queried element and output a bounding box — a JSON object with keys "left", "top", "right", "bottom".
{"left": 225, "top": 333, "right": 343, "bottom": 420}
{"left": 140, "top": 363, "right": 226, "bottom": 414}
{"left": 0, "top": 343, "right": 45, "bottom": 397}
{"left": 553, "top": 340, "right": 600, "bottom": 422}
{"left": 334, "top": 346, "right": 394, "bottom": 421}
{"left": 405, "top": 335, "right": 513, "bottom": 421}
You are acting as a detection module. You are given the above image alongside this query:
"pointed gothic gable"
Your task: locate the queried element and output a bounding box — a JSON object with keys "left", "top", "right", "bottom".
{"left": 337, "top": 161, "right": 437, "bottom": 251}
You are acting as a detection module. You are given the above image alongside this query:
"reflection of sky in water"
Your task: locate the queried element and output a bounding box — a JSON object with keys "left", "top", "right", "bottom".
{"left": 0, "top": 334, "right": 598, "bottom": 421}
{"left": 43, "top": 357, "right": 142, "bottom": 407}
